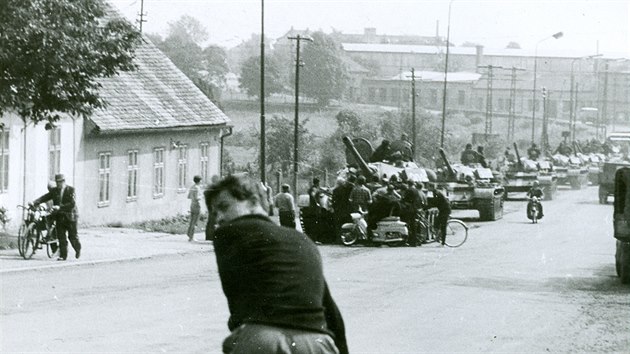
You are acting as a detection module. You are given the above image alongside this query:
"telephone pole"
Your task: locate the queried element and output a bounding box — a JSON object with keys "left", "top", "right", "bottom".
{"left": 541, "top": 87, "right": 550, "bottom": 151}
{"left": 260, "top": 0, "right": 266, "bottom": 183}
{"left": 410, "top": 68, "right": 417, "bottom": 157}
{"left": 136, "top": 0, "right": 147, "bottom": 33}
{"left": 507, "top": 67, "right": 526, "bottom": 142}
{"left": 478, "top": 65, "right": 502, "bottom": 140}
{"left": 288, "top": 34, "right": 313, "bottom": 198}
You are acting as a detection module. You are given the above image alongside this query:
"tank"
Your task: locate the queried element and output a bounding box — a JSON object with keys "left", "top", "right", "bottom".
{"left": 341, "top": 136, "right": 436, "bottom": 184}
{"left": 436, "top": 148, "right": 504, "bottom": 221}
{"left": 551, "top": 144, "right": 589, "bottom": 190}
{"left": 501, "top": 143, "right": 557, "bottom": 200}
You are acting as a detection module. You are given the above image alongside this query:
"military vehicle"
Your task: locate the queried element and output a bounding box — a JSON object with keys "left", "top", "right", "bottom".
{"left": 501, "top": 143, "right": 557, "bottom": 200}
{"left": 552, "top": 153, "right": 589, "bottom": 189}
{"left": 437, "top": 148, "right": 504, "bottom": 221}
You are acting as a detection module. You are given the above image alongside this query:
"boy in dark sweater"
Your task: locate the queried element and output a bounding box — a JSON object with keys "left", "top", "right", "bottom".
{"left": 205, "top": 175, "right": 348, "bottom": 354}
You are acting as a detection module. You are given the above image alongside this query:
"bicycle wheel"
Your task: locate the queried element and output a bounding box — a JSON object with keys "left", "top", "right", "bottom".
{"left": 444, "top": 219, "right": 468, "bottom": 248}
{"left": 46, "top": 226, "right": 59, "bottom": 258}
{"left": 17, "top": 223, "right": 27, "bottom": 257}
{"left": 21, "top": 224, "right": 37, "bottom": 259}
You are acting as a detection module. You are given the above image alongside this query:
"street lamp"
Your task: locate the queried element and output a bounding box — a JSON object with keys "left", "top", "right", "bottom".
{"left": 530, "top": 31, "right": 563, "bottom": 143}
{"left": 569, "top": 54, "right": 602, "bottom": 141}
{"left": 440, "top": 0, "right": 454, "bottom": 148}
{"left": 259, "top": 0, "right": 266, "bottom": 183}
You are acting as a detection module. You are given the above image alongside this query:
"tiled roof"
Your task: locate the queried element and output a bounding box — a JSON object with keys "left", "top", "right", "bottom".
{"left": 89, "top": 35, "right": 230, "bottom": 133}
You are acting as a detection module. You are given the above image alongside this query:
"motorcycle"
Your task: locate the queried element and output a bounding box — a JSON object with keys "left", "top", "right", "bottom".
{"left": 527, "top": 196, "right": 542, "bottom": 223}
{"left": 339, "top": 209, "right": 411, "bottom": 246}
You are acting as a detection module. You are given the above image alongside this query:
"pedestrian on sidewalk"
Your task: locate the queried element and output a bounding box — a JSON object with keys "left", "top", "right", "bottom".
{"left": 32, "top": 174, "right": 81, "bottom": 261}
{"left": 274, "top": 183, "right": 296, "bottom": 228}
{"left": 187, "top": 175, "right": 203, "bottom": 242}
{"left": 205, "top": 175, "right": 348, "bottom": 354}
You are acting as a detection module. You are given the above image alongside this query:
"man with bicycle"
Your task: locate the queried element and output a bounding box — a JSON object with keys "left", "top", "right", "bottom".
{"left": 428, "top": 183, "right": 451, "bottom": 246}
{"left": 33, "top": 174, "right": 81, "bottom": 261}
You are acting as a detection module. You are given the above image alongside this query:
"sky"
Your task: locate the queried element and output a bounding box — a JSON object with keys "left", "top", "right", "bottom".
{"left": 111, "top": 0, "right": 630, "bottom": 57}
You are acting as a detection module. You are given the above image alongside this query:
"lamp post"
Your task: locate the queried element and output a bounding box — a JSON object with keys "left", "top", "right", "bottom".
{"left": 530, "top": 31, "right": 563, "bottom": 143}
{"left": 569, "top": 54, "right": 602, "bottom": 141}
{"left": 288, "top": 34, "right": 313, "bottom": 198}
{"left": 440, "top": 0, "right": 454, "bottom": 148}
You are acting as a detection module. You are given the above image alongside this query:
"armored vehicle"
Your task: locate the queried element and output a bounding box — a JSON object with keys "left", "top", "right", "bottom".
{"left": 552, "top": 153, "right": 589, "bottom": 189}
{"left": 598, "top": 159, "right": 630, "bottom": 204}
{"left": 501, "top": 143, "right": 557, "bottom": 200}
{"left": 437, "top": 148, "right": 504, "bottom": 221}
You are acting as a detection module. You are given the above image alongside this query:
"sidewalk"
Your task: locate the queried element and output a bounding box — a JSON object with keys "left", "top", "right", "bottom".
{"left": 0, "top": 227, "right": 213, "bottom": 273}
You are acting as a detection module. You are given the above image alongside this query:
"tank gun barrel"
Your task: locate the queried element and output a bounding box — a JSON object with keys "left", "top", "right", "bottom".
{"left": 513, "top": 142, "right": 524, "bottom": 169}
{"left": 438, "top": 148, "right": 457, "bottom": 180}
{"left": 342, "top": 136, "right": 377, "bottom": 181}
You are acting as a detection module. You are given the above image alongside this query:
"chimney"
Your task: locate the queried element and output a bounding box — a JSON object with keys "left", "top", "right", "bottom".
{"left": 364, "top": 27, "right": 377, "bottom": 43}
{"left": 475, "top": 45, "right": 484, "bottom": 73}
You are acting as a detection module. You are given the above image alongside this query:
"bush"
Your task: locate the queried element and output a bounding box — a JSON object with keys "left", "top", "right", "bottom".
{"left": 128, "top": 213, "right": 208, "bottom": 234}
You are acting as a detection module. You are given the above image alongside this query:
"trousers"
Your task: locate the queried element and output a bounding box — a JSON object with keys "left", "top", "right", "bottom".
{"left": 56, "top": 219, "right": 80, "bottom": 259}
{"left": 222, "top": 323, "right": 339, "bottom": 354}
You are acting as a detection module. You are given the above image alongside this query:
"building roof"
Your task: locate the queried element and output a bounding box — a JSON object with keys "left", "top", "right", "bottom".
{"left": 342, "top": 42, "right": 628, "bottom": 60}
{"left": 389, "top": 70, "right": 481, "bottom": 83}
{"left": 89, "top": 26, "right": 230, "bottom": 132}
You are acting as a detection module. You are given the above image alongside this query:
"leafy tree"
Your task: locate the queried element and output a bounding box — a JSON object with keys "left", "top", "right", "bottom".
{"left": 152, "top": 16, "right": 228, "bottom": 97}
{"left": 0, "top": 0, "right": 141, "bottom": 124}
{"left": 299, "top": 31, "right": 348, "bottom": 106}
{"left": 239, "top": 55, "right": 284, "bottom": 98}
{"left": 506, "top": 41, "right": 521, "bottom": 49}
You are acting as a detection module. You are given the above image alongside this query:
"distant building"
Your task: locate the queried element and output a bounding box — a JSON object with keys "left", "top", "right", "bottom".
{"left": 0, "top": 37, "right": 231, "bottom": 231}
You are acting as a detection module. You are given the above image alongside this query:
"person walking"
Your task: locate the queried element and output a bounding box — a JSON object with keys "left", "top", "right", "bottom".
{"left": 428, "top": 183, "right": 451, "bottom": 246}
{"left": 204, "top": 175, "right": 348, "bottom": 354}
{"left": 187, "top": 175, "right": 203, "bottom": 242}
{"left": 274, "top": 184, "right": 296, "bottom": 228}
{"left": 32, "top": 174, "right": 81, "bottom": 261}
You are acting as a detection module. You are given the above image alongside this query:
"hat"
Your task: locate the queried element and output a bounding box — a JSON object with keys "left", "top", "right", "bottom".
{"left": 54, "top": 174, "right": 65, "bottom": 182}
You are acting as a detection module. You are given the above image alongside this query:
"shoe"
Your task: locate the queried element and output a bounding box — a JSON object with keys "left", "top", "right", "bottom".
{"left": 75, "top": 249, "right": 81, "bottom": 259}
{"left": 57, "top": 257, "right": 66, "bottom": 261}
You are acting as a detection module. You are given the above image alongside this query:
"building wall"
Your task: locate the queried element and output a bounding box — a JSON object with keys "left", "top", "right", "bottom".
{"left": 0, "top": 114, "right": 223, "bottom": 231}
{"left": 78, "top": 128, "right": 221, "bottom": 226}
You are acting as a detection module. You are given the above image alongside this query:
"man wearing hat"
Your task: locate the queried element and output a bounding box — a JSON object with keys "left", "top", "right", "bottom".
{"left": 33, "top": 173, "right": 81, "bottom": 261}
{"left": 274, "top": 184, "right": 296, "bottom": 228}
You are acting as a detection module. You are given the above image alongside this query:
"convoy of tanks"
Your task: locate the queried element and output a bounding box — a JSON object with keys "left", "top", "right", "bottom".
{"left": 297, "top": 132, "right": 629, "bottom": 243}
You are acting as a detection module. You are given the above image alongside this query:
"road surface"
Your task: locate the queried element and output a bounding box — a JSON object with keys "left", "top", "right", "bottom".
{"left": 1, "top": 186, "right": 628, "bottom": 353}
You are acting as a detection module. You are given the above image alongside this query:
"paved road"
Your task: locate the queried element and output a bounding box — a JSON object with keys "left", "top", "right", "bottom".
{"left": 1, "top": 186, "right": 628, "bottom": 353}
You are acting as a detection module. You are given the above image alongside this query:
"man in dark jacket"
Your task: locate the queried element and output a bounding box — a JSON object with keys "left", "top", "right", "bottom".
{"left": 428, "top": 183, "right": 451, "bottom": 246}
{"left": 205, "top": 175, "right": 348, "bottom": 354}
{"left": 33, "top": 174, "right": 81, "bottom": 261}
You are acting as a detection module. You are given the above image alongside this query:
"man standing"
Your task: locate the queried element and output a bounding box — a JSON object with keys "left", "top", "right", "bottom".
{"left": 274, "top": 184, "right": 296, "bottom": 228}
{"left": 349, "top": 175, "right": 372, "bottom": 212}
{"left": 33, "top": 174, "right": 80, "bottom": 261}
{"left": 428, "top": 183, "right": 451, "bottom": 246}
{"left": 331, "top": 176, "right": 352, "bottom": 237}
{"left": 205, "top": 175, "right": 348, "bottom": 354}
{"left": 308, "top": 178, "right": 322, "bottom": 208}
{"left": 187, "top": 175, "right": 203, "bottom": 242}
{"left": 460, "top": 143, "right": 478, "bottom": 165}
{"left": 527, "top": 143, "right": 541, "bottom": 160}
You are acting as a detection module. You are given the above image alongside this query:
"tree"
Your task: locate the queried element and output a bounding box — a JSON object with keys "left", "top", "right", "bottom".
{"left": 299, "top": 31, "right": 348, "bottom": 106}
{"left": 0, "top": 0, "right": 141, "bottom": 124}
{"left": 506, "top": 41, "right": 521, "bottom": 49}
{"left": 238, "top": 55, "right": 284, "bottom": 98}
{"left": 151, "top": 16, "right": 228, "bottom": 98}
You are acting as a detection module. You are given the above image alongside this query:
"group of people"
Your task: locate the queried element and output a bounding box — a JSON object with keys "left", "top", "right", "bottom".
{"left": 331, "top": 173, "right": 452, "bottom": 246}
{"left": 460, "top": 143, "right": 488, "bottom": 167}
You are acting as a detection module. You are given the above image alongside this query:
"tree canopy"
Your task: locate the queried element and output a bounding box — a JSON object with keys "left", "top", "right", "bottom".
{"left": 239, "top": 55, "right": 284, "bottom": 98}
{"left": 299, "top": 31, "right": 348, "bottom": 107}
{"left": 0, "top": 0, "right": 142, "bottom": 124}
{"left": 150, "top": 15, "right": 228, "bottom": 99}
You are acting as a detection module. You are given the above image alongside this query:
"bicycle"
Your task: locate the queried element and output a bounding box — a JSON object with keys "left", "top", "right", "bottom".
{"left": 415, "top": 208, "right": 468, "bottom": 247}
{"left": 17, "top": 204, "right": 59, "bottom": 259}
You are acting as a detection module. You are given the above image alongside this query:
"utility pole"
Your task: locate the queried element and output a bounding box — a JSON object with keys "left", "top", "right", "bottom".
{"left": 136, "top": 0, "right": 147, "bottom": 33}
{"left": 572, "top": 82, "right": 579, "bottom": 141}
{"left": 478, "top": 65, "right": 502, "bottom": 140}
{"left": 411, "top": 68, "right": 417, "bottom": 158}
{"left": 507, "top": 67, "right": 526, "bottom": 142}
{"left": 541, "top": 87, "right": 549, "bottom": 151}
{"left": 288, "top": 34, "right": 313, "bottom": 198}
{"left": 260, "top": 0, "right": 266, "bottom": 184}
{"left": 600, "top": 61, "right": 610, "bottom": 139}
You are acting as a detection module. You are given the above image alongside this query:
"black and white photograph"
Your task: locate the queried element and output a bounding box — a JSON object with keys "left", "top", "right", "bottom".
{"left": 1, "top": 0, "right": 629, "bottom": 352}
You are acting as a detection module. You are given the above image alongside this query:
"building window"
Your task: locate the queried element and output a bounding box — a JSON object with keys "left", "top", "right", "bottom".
{"left": 127, "top": 150, "right": 138, "bottom": 201}
{"left": 153, "top": 148, "right": 165, "bottom": 197}
{"left": 48, "top": 129, "right": 61, "bottom": 180}
{"left": 0, "top": 129, "right": 9, "bottom": 193}
{"left": 98, "top": 152, "right": 111, "bottom": 206}
{"left": 177, "top": 145, "right": 188, "bottom": 191}
{"left": 458, "top": 90, "right": 466, "bottom": 106}
{"left": 200, "top": 143, "right": 209, "bottom": 182}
